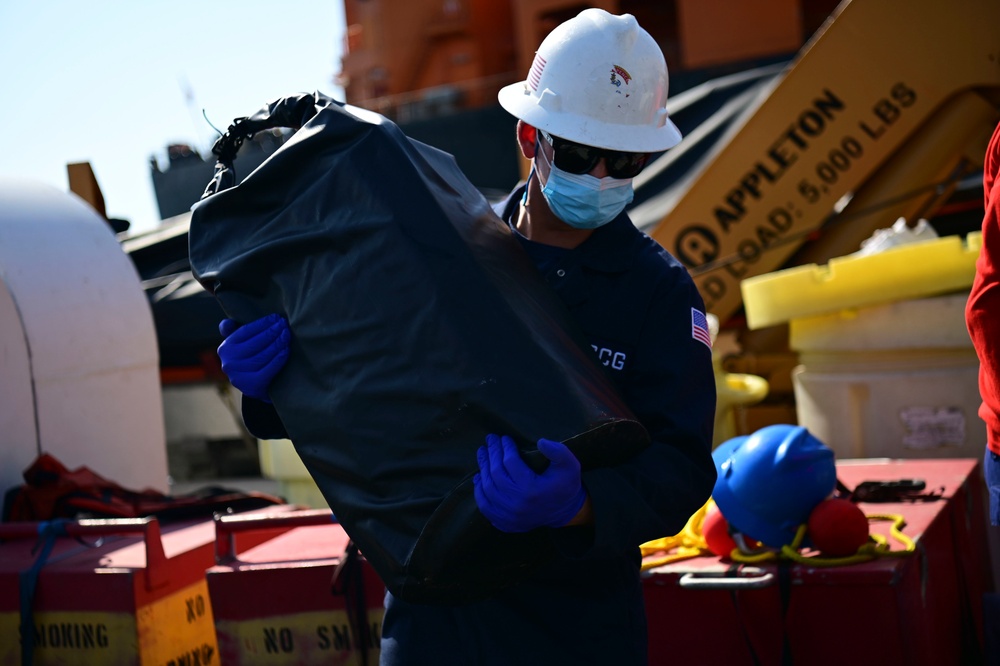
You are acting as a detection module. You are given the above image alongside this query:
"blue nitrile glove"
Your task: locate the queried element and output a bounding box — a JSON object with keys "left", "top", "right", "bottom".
{"left": 217, "top": 314, "right": 290, "bottom": 402}
{"left": 473, "top": 434, "right": 587, "bottom": 533}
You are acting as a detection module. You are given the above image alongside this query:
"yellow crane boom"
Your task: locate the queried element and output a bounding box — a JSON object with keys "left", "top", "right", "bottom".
{"left": 648, "top": 0, "right": 1000, "bottom": 323}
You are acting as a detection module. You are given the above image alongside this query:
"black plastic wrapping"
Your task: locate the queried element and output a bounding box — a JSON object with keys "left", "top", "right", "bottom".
{"left": 188, "top": 92, "right": 649, "bottom": 604}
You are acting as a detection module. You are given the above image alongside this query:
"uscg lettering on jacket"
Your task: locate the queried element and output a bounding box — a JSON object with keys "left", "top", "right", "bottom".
{"left": 592, "top": 344, "right": 627, "bottom": 371}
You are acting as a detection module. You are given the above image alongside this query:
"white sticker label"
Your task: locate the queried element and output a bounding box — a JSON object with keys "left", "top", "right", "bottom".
{"left": 899, "top": 406, "right": 965, "bottom": 449}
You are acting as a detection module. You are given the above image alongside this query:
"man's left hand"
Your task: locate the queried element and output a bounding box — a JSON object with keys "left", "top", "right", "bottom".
{"left": 474, "top": 434, "right": 587, "bottom": 532}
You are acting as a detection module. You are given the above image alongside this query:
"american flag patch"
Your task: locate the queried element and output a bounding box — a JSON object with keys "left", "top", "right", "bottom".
{"left": 691, "top": 308, "right": 712, "bottom": 349}
{"left": 528, "top": 54, "right": 546, "bottom": 91}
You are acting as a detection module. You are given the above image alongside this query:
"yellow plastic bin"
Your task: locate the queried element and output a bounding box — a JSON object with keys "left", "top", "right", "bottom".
{"left": 741, "top": 231, "right": 981, "bottom": 330}
{"left": 258, "top": 439, "right": 329, "bottom": 508}
{"left": 740, "top": 232, "right": 984, "bottom": 460}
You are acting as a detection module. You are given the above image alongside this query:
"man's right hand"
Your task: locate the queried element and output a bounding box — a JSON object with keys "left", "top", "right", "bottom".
{"left": 217, "top": 314, "right": 291, "bottom": 402}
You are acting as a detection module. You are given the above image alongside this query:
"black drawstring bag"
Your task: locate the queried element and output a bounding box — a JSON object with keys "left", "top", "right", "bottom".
{"left": 188, "top": 91, "right": 649, "bottom": 604}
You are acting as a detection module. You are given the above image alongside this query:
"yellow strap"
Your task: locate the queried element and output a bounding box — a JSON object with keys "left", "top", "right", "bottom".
{"left": 730, "top": 513, "right": 915, "bottom": 567}
{"left": 639, "top": 501, "right": 711, "bottom": 570}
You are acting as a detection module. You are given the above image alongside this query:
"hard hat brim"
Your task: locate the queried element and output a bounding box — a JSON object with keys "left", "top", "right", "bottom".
{"left": 498, "top": 81, "right": 683, "bottom": 154}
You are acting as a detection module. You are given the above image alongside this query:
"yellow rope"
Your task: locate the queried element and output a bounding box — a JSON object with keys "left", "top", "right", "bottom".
{"left": 730, "top": 513, "right": 915, "bottom": 567}
{"left": 640, "top": 507, "right": 915, "bottom": 571}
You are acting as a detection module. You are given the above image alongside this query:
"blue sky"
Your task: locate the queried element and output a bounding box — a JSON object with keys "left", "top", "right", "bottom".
{"left": 0, "top": 1, "right": 346, "bottom": 234}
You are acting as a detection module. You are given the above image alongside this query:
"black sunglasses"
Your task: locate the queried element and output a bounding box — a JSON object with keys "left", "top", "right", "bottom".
{"left": 539, "top": 130, "right": 650, "bottom": 179}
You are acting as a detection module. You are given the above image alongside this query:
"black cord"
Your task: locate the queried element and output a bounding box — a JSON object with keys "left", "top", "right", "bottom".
{"left": 202, "top": 108, "right": 224, "bottom": 137}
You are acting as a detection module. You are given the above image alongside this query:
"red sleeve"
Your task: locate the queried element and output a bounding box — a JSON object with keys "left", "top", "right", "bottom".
{"left": 966, "top": 120, "right": 1000, "bottom": 455}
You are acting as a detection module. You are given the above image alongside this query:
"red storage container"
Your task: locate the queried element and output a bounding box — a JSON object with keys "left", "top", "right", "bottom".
{"left": 0, "top": 507, "right": 292, "bottom": 665}
{"left": 206, "top": 510, "right": 386, "bottom": 665}
{"left": 643, "top": 458, "right": 993, "bottom": 666}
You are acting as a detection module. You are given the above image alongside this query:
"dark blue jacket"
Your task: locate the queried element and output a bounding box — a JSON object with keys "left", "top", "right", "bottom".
{"left": 380, "top": 188, "right": 717, "bottom": 665}
{"left": 242, "top": 186, "right": 717, "bottom": 664}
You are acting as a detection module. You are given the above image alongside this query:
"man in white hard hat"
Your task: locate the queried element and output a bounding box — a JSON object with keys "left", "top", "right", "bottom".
{"left": 385, "top": 11, "right": 715, "bottom": 663}
{"left": 218, "top": 9, "right": 716, "bottom": 664}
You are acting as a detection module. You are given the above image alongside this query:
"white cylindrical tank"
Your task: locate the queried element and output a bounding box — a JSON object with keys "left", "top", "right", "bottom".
{"left": 0, "top": 179, "right": 168, "bottom": 497}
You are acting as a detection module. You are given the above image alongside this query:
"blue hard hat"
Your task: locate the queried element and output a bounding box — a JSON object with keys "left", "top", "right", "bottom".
{"left": 711, "top": 425, "right": 836, "bottom": 548}
{"left": 712, "top": 436, "right": 747, "bottom": 476}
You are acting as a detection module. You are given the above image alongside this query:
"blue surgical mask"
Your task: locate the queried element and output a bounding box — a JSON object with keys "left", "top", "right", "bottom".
{"left": 537, "top": 144, "right": 634, "bottom": 229}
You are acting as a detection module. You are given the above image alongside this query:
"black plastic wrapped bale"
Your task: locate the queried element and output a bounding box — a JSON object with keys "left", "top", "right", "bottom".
{"left": 188, "top": 92, "right": 649, "bottom": 604}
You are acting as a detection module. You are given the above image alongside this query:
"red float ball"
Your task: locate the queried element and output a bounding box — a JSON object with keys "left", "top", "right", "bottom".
{"left": 703, "top": 503, "right": 738, "bottom": 558}
{"left": 807, "top": 498, "right": 869, "bottom": 556}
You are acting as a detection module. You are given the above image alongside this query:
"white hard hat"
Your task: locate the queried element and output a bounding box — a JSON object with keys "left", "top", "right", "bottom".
{"left": 498, "top": 8, "right": 682, "bottom": 153}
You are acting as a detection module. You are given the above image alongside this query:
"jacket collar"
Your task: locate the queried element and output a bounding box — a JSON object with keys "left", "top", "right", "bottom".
{"left": 494, "top": 185, "right": 636, "bottom": 274}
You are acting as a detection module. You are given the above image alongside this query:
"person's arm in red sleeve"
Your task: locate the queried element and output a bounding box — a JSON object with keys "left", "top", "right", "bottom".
{"left": 966, "top": 121, "right": 1000, "bottom": 455}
